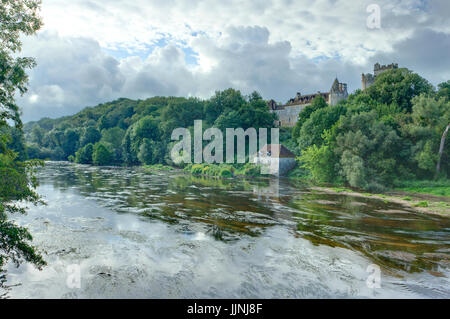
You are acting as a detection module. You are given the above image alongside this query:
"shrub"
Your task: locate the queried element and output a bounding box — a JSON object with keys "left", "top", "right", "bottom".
{"left": 75, "top": 143, "right": 94, "bottom": 164}
{"left": 93, "top": 143, "right": 113, "bottom": 166}
{"left": 219, "top": 167, "right": 233, "bottom": 178}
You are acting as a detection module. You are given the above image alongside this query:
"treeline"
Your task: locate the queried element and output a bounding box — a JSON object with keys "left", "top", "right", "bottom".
{"left": 23, "top": 68, "right": 449, "bottom": 191}
{"left": 289, "top": 68, "right": 449, "bottom": 191}
{"left": 24, "top": 90, "right": 276, "bottom": 167}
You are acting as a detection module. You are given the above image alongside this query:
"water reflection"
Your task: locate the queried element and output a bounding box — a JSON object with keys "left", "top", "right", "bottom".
{"left": 38, "top": 162, "right": 450, "bottom": 276}
{"left": 6, "top": 161, "right": 449, "bottom": 298}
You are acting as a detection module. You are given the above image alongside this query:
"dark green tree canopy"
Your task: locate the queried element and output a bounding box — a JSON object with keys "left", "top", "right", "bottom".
{"left": 1, "top": 0, "right": 45, "bottom": 295}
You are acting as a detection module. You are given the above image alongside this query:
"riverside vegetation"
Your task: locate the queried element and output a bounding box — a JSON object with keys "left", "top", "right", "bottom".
{"left": 0, "top": 0, "right": 46, "bottom": 295}
{"left": 23, "top": 68, "right": 450, "bottom": 196}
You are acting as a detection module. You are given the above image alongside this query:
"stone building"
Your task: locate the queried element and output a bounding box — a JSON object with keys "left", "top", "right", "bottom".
{"left": 253, "top": 144, "right": 296, "bottom": 176}
{"left": 362, "top": 63, "right": 398, "bottom": 90}
{"left": 268, "top": 78, "right": 348, "bottom": 127}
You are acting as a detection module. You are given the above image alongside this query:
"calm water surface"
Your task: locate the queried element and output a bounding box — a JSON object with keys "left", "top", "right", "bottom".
{"left": 6, "top": 162, "right": 450, "bottom": 298}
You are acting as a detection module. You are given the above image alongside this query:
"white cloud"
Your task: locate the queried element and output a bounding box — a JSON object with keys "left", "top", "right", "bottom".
{"left": 16, "top": 0, "right": 450, "bottom": 121}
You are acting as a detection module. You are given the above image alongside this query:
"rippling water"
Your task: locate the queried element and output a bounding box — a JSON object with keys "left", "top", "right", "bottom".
{"left": 5, "top": 162, "right": 450, "bottom": 298}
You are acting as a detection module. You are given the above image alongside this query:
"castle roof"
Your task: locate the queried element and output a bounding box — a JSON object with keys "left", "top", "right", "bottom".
{"left": 331, "top": 78, "right": 340, "bottom": 91}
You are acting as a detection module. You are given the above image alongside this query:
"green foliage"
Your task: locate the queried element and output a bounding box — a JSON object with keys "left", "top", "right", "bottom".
{"left": 414, "top": 201, "right": 429, "bottom": 208}
{"left": 79, "top": 126, "right": 101, "bottom": 147}
{"left": 186, "top": 162, "right": 261, "bottom": 178}
{"left": 219, "top": 167, "right": 233, "bottom": 178}
{"left": 75, "top": 143, "right": 94, "bottom": 164}
{"left": 297, "top": 105, "right": 346, "bottom": 150}
{"left": 122, "top": 116, "right": 160, "bottom": 165}
{"left": 365, "top": 68, "right": 434, "bottom": 112}
{"left": 436, "top": 81, "right": 450, "bottom": 102}
{"left": 291, "top": 68, "right": 449, "bottom": 192}
{"left": 394, "top": 179, "right": 450, "bottom": 197}
{"left": 1, "top": 0, "right": 46, "bottom": 294}
{"left": 100, "top": 127, "right": 125, "bottom": 162}
{"left": 293, "top": 95, "right": 328, "bottom": 140}
{"left": 298, "top": 144, "right": 336, "bottom": 183}
{"left": 137, "top": 138, "right": 154, "bottom": 165}
{"left": 25, "top": 86, "right": 277, "bottom": 171}
{"left": 204, "top": 89, "right": 246, "bottom": 124}
{"left": 62, "top": 128, "right": 80, "bottom": 159}
{"left": 92, "top": 143, "right": 113, "bottom": 166}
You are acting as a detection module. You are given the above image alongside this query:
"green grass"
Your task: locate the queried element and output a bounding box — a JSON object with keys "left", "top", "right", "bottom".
{"left": 143, "top": 164, "right": 175, "bottom": 172}
{"left": 414, "top": 201, "right": 429, "bottom": 208}
{"left": 184, "top": 163, "right": 263, "bottom": 178}
{"left": 394, "top": 179, "right": 450, "bottom": 197}
{"left": 330, "top": 187, "right": 353, "bottom": 193}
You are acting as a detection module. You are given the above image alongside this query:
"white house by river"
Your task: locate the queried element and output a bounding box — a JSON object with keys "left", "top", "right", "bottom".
{"left": 253, "top": 144, "right": 296, "bottom": 176}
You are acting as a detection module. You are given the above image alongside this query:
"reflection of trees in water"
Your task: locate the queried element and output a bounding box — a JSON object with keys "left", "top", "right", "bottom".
{"left": 40, "top": 163, "right": 278, "bottom": 240}
{"left": 290, "top": 193, "right": 450, "bottom": 274}
{"left": 39, "top": 163, "right": 450, "bottom": 274}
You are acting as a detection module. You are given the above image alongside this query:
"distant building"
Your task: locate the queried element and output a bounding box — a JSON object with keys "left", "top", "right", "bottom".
{"left": 253, "top": 144, "right": 296, "bottom": 176}
{"left": 268, "top": 78, "right": 348, "bottom": 127}
{"left": 362, "top": 63, "right": 398, "bottom": 90}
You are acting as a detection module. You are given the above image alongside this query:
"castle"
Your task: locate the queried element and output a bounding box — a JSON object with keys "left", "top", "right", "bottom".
{"left": 268, "top": 78, "right": 348, "bottom": 127}
{"left": 361, "top": 63, "right": 398, "bottom": 90}
{"left": 269, "top": 63, "right": 398, "bottom": 127}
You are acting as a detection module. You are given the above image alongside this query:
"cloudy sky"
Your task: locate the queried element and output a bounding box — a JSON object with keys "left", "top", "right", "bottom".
{"left": 18, "top": 0, "right": 450, "bottom": 122}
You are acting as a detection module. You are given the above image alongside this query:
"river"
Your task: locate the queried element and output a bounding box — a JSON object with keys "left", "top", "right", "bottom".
{"left": 4, "top": 162, "right": 450, "bottom": 298}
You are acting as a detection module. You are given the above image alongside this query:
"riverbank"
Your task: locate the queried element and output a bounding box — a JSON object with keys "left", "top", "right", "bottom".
{"left": 310, "top": 186, "right": 450, "bottom": 217}
{"left": 140, "top": 163, "right": 450, "bottom": 216}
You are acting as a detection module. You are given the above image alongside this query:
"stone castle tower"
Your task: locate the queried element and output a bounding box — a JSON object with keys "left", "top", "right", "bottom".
{"left": 362, "top": 63, "right": 398, "bottom": 90}
{"left": 329, "top": 78, "right": 348, "bottom": 106}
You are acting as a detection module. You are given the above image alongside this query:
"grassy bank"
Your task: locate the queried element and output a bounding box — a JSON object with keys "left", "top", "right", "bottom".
{"left": 393, "top": 179, "right": 450, "bottom": 197}
{"left": 184, "top": 163, "right": 263, "bottom": 178}
{"left": 309, "top": 184, "right": 450, "bottom": 216}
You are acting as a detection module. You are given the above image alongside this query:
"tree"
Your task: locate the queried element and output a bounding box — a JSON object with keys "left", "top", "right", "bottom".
{"left": 204, "top": 89, "right": 246, "bottom": 124}
{"left": 365, "top": 68, "right": 434, "bottom": 112}
{"left": 138, "top": 138, "right": 154, "bottom": 165}
{"left": 161, "top": 98, "right": 204, "bottom": 139}
{"left": 100, "top": 127, "right": 125, "bottom": 162}
{"left": 31, "top": 125, "right": 45, "bottom": 146}
{"left": 122, "top": 116, "right": 160, "bottom": 165}
{"left": 75, "top": 143, "right": 94, "bottom": 164}
{"left": 292, "top": 95, "right": 328, "bottom": 140}
{"left": 62, "top": 128, "right": 80, "bottom": 158}
{"left": 0, "top": 0, "right": 45, "bottom": 295}
{"left": 404, "top": 94, "right": 450, "bottom": 177}
{"left": 79, "top": 126, "right": 101, "bottom": 147}
{"left": 333, "top": 111, "right": 403, "bottom": 190}
{"left": 92, "top": 143, "right": 113, "bottom": 166}
{"left": 297, "top": 105, "right": 347, "bottom": 150}
{"left": 436, "top": 81, "right": 450, "bottom": 102}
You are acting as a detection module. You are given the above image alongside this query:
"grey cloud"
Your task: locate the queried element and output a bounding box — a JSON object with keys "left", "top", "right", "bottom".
{"left": 371, "top": 28, "right": 450, "bottom": 85}
{"left": 18, "top": 32, "right": 126, "bottom": 122}
{"left": 17, "top": 24, "right": 449, "bottom": 122}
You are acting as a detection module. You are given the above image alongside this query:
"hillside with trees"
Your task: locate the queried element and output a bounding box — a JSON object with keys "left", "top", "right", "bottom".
{"left": 23, "top": 69, "right": 450, "bottom": 192}
{"left": 24, "top": 90, "right": 276, "bottom": 167}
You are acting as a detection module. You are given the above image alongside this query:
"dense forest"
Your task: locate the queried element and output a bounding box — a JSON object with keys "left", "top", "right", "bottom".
{"left": 21, "top": 69, "right": 450, "bottom": 192}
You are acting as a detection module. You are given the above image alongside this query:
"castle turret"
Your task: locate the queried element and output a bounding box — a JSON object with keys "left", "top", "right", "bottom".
{"left": 330, "top": 78, "right": 348, "bottom": 106}
{"left": 363, "top": 62, "right": 399, "bottom": 90}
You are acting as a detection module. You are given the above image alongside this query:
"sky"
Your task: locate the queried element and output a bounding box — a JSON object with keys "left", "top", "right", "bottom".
{"left": 17, "top": 0, "right": 450, "bottom": 122}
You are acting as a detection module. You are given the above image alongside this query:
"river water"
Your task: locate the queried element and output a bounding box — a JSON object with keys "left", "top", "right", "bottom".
{"left": 5, "top": 162, "right": 450, "bottom": 298}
